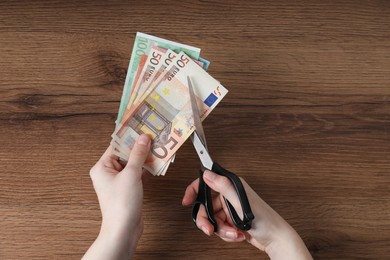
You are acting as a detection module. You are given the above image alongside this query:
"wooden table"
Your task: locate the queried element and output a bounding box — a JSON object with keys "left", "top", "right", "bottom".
{"left": 0, "top": 1, "right": 389, "bottom": 259}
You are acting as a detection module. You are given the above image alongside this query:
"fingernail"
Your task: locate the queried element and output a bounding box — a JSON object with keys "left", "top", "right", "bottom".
{"left": 204, "top": 170, "right": 216, "bottom": 181}
{"left": 201, "top": 226, "right": 210, "bottom": 236}
{"left": 137, "top": 134, "right": 150, "bottom": 146}
{"left": 226, "top": 231, "right": 237, "bottom": 239}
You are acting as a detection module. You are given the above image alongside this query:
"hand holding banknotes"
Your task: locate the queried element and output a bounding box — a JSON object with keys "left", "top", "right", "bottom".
{"left": 83, "top": 134, "right": 151, "bottom": 260}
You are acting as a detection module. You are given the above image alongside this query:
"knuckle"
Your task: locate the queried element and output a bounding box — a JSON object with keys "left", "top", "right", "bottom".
{"left": 89, "top": 164, "right": 97, "bottom": 178}
{"left": 185, "top": 185, "right": 192, "bottom": 196}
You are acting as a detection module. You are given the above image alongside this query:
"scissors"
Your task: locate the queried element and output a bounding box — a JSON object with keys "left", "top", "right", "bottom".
{"left": 187, "top": 76, "right": 254, "bottom": 232}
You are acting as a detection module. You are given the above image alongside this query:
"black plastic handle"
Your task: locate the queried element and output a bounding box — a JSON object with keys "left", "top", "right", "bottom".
{"left": 211, "top": 162, "right": 254, "bottom": 231}
{"left": 192, "top": 170, "right": 218, "bottom": 232}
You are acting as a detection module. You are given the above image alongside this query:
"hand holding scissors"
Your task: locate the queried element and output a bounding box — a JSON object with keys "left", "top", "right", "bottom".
{"left": 187, "top": 76, "right": 254, "bottom": 233}
{"left": 182, "top": 77, "right": 312, "bottom": 259}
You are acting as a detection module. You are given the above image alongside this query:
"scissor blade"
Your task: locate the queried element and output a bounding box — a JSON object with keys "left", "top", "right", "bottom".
{"left": 191, "top": 131, "right": 213, "bottom": 170}
{"left": 187, "top": 76, "right": 208, "bottom": 149}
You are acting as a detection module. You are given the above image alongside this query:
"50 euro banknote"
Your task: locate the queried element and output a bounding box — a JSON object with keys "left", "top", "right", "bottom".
{"left": 113, "top": 48, "right": 195, "bottom": 174}
{"left": 113, "top": 52, "right": 228, "bottom": 175}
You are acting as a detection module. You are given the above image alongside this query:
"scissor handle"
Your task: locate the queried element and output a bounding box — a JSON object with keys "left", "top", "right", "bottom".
{"left": 192, "top": 170, "right": 218, "bottom": 232}
{"left": 212, "top": 162, "right": 254, "bottom": 231}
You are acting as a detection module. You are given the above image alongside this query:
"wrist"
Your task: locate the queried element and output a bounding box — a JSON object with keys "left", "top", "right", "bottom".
{"left": 246, "top": 202, "right": 311, "bottom": 259}
{"left": 265, "top": 228, "right": 312, "bottom": 260}
{"left": 99, "top": 218, "right": 143, "bottom": 256}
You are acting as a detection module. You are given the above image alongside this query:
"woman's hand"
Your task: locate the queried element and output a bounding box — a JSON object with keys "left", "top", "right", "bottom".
{"left": 182, "top": 170, "right": 312, "bottom": 260}
{"left": 83, "top": 134, "right": 151, "bottom": 260}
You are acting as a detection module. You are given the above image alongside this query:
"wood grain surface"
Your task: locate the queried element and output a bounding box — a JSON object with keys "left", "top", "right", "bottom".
{"left": 0, "top": 0, "right": 389, "bottom": 259}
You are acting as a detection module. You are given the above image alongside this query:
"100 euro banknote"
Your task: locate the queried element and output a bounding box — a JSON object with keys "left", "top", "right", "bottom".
{"left": 113, "top": 52, "right": 228, "bottom": 175}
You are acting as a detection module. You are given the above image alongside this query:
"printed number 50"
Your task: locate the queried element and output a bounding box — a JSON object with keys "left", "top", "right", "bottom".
{"left": 151, "top": 136, "right": 178, "bottom": 159}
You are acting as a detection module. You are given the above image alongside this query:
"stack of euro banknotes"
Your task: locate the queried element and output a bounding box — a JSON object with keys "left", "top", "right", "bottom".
{"left": 111, "top": 32, "right": 228, "bottom": 176}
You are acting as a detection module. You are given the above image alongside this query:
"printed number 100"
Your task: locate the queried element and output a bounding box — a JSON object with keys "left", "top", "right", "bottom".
{"left": 136, "top": 37, "right": 148, "bottom": 57}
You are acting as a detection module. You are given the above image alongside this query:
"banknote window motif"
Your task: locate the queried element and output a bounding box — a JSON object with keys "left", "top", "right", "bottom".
{"left": 132, "top": 102, "right": 170, "bottom": 137}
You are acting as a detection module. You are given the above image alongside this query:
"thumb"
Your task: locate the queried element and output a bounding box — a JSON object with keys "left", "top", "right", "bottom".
{"left": 124, "top": 134, "right": 151, "bottom": 175}
{"left": 203, "top": 170, "right": 243, "bottom": 218}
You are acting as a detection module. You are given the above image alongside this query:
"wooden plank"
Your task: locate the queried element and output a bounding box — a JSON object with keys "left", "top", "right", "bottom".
{"left": 0, "top": 1, "right": 389, "bottom": 259}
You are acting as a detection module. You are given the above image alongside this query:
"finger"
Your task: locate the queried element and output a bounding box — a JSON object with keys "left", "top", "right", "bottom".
{"left": 203, "top": 170, "right": 243, "bottom": 219}
{"left": 90, "top": 145, "right": 119, "bottom": 179}
{"left": 182, "top": 178, "right": 200, "bottom": 206}
{"left": 211, "top": 191, "right": 224, "bottom": 211}
{"left": 214, "top": 216, "right": 246, "bottom": 242}
{"left": 211, "top": 193, "right": 234, "bottom": 226}
{"left": 124, "top": 134, "right": 151, "bottom": 174}
{"left": 195, "top": 204, "right": 214, "bottom": 236}
{"left": 194, "top": 203, "right": 245, "bottom": 241}
{"left": 215, "top": 207, "right": 227, "bottom": 222}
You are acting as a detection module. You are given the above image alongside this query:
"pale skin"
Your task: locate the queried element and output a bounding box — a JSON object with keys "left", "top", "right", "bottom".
{"left": 83, "top": 134, "right": 312, "bottom": 260}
